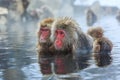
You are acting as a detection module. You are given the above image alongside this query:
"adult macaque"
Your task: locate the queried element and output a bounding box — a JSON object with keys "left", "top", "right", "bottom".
{"left": 87, "top": 26, "right": 113, "bottom": 67}
{"left": 86, "top": 8, "right": 97, "bottom": 26}
{"left": 50, "top": 17, "right": 93, "bottom": 73}
{"left": 116, "top": 10, "right": 120, "bottom": 22}
{"left": 51, "top": 17, "right": 93, "bottom": 52}
{"left": 37, "top": 18, "right": 54, "bottom": 75}
{"left": 37, "top": 18, "right": 54, "bottom": 54}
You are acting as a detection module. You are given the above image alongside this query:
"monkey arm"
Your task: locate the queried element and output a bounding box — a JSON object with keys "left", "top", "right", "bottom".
{"left": 49, "top": 44, "right": 55, "bottom": 53}
{"left": 93, "top": 39, "right": 100, "bottom": 53}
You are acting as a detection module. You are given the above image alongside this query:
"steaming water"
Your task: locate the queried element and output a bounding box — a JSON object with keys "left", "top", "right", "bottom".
{"left": 75, "top": 15, "right": 120, "bottom": 80}
{"left": 0, "top": 15, "right": 120, "bottom": 80}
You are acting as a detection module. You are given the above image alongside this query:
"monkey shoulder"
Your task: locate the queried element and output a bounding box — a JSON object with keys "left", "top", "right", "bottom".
{"left": 98, "top": 37, "right": 113, "bottom": 48}
{"left": 36, "top": 43, "right": 55, "bottom": 57}
{"left": 94, "top": 37, "right": 113, "bottom": 53}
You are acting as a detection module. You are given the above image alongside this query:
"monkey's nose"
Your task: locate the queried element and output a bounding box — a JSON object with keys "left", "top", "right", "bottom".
{"left": 55, "top": 40, "right": 63, "bottom": 49}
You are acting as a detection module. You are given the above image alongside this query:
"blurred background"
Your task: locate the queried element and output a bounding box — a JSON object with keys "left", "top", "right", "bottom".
{"left": 0, "top": 0, "right": 120, "bottom": 80}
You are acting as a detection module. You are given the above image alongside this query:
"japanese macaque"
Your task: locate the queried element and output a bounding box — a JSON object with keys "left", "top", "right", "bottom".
{"left": 50, "top": 17, "right": 93, "bottom": 73}
{"left": 86, "top": 8, "right": 97, "bottom": 26}
{"left": 39, "top": 5, "right": 54, "bottom": 20}
{"left": 87, "top": 27, "right": 113, "bottom": 67}
{"left": 21, "top": 0, "right": 29, "bottom": 21}
{"left": 116, "top": 10, "right": 120, "bottom": 22}
{"left": 51, "top": 17, "right": 93, "bottom": 52}
{"left": 37, "top": 18, "right": 54, "bottom": 75}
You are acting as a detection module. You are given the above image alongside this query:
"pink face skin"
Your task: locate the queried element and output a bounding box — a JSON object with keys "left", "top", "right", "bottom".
{"left": 39, "top": 27, "right": 50, "bottom": 43}
{"left": 55, "top": 30, "right": 65, "bottom": 50}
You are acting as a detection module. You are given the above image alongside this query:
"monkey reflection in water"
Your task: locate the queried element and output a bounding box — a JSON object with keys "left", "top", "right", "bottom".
{"left": 37, "top": 18, "right": 55, "bottom": 75}
{"left": 37, "top": 17, "right": 112, "bottom": 79}
{"left": 50, "top": 17, "right": 93, "bottom": 74}
{"left": 37, "top": 17, "right": 93, "bottom": 76}
{"left": 87, "top": 26, "right": 113, "bottom": 67}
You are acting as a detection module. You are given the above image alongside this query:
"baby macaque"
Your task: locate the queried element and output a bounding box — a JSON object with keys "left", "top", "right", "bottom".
{"left": 87, "top": 26, "right": 113, "bottom": 67}
{"left": 87, "top": 27, "right": 113, "bottom": 53}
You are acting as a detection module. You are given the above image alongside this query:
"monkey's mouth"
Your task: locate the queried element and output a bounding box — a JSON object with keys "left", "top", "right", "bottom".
{"left": 55, "top": 40, "right": 63, "bottom": 50}
{"left": 39, "top": 39, "right": 47, "bottom": 43}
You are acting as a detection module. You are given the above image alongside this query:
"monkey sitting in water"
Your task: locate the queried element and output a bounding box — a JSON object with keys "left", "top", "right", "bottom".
{"left": 87, "top": 26, "right": 113, "bottom": 67}
{"left": 37, "top": 17, "right": 87, "bottom": 75}
{"left": 37, "top": 18, "right": 55, "bottom": 75}
{"left": 86, "top": 8, "right": 97, "bottom": 26}
{"left": 50, "top": 17, "right": 93, "bottom": 74}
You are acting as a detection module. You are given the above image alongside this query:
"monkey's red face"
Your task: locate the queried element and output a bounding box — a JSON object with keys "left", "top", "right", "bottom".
{"left": 39, "top": 27, "right": 50, "bottom": 43}
{"left": 55, "top": 30, "right": 65, "bottom": 50}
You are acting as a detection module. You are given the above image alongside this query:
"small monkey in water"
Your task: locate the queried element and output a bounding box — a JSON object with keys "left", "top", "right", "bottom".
{"left": 87, "top": 26, "right": 113, "bottom": 67}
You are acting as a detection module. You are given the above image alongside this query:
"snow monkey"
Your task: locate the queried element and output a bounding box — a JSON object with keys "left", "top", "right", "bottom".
{"left": 50, "top": 17, "right": 93, "bottom": 73}
{"left": 87, "top": 26, "right": 113, "bottom": 67}
{"left": 37, "top": 18, "right": 55, "bottom": 75}
{"left": 51, "top": 17, "right": 93, "bottom": 52}
{"left": 86, "top": 8, "right": 97, "bottom": 26}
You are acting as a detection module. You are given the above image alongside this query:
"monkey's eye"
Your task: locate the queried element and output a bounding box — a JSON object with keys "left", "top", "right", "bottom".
{"left": 56, "top": 30, "right": 65, "bottom": 34}
{"left": 60, "top": 31, "right": 64, "bottom": 34}
{"left": 43, "top": 29, "right": 49, "bottom": 31}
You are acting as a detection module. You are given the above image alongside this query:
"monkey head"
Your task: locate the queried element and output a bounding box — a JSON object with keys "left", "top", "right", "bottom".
{"left": 50, "top": 17, "right": 81, "bottom": 50}
{"left": 38, "top": 18, "right": 54, "bottom": 44}
{"left": 87, "top": 27, "right": 104, "bottom": 39}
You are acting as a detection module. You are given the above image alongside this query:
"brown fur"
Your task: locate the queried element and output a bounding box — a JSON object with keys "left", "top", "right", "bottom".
{"left": 37, "top": 18, "right": 54, "bottom": 57}
{"left": 50, "top": 17, "right": 93, "bottom": 55}
{"left": 87, "top": 26, "right": 113, "bottom": 53}
{"left": 36, "top": 18, "right": 56, "bottom": 75}
{"left": 93, "top": 37, "right": 113, "bottom": 53}
{"left": 87, "top": 27, "right": 104, "bottom": 40}
{"left": 37, "top": 18, "right": 54, "bottom": 40}
{"left": 87, "top": 26, "right": 113, "bottom": 67}
{"left": 50, "top": 17, "right": 93, "bottom": 71}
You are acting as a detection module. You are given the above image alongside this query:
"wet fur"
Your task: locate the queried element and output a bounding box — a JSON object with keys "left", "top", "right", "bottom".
{"left": 87, "top": 26, "right": 113, "bottom": 52}
{"left": 50, "top": 17, "right": 93, "bottom": 56}
{"left": 37, "top": 18, "right": 55, "bottom": 57}
{"left": 87, "top": 26, "right": 113, "bottom": 67}
{"left": 50, "top": 17, "right": 93, "bottom": 70}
